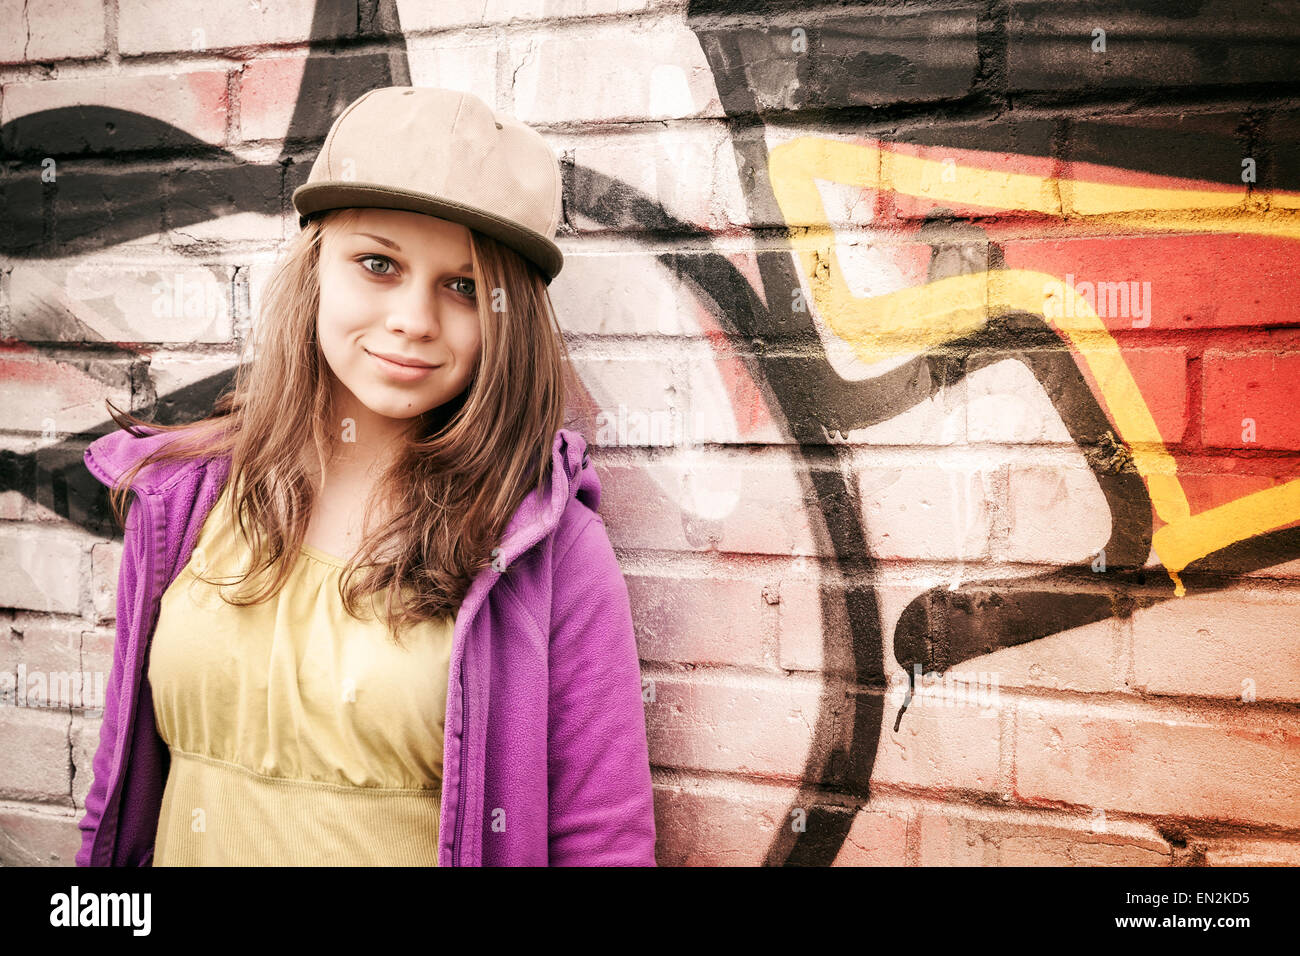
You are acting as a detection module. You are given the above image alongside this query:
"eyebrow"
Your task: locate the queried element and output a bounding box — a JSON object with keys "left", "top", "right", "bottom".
{"left": 351, "top": 232, "right": 472, "bottom": 272}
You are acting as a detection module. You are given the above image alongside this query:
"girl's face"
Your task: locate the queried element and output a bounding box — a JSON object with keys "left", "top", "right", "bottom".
{"left": 316, "top": 208, "right": 482, "bottom": 441}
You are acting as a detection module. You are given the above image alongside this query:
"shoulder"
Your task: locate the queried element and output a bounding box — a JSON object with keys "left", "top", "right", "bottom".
{"left": 549, "top": 500, "right": 628, "bottom": 620}
{"left": 84, "top": 424, "right": 208, "bottom": 494}
{"left": 552, "top": 495, "right": 606, "bottom": 568}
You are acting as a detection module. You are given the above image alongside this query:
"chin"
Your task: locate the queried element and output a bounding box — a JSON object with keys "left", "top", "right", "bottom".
{"left": 370, "top": 404, "right": 433, "bottom": 421}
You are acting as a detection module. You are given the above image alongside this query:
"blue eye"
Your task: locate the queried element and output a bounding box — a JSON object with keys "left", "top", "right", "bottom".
{"left": 452, "top": 277, "right": 477, "bottom": 299}
{"left": 359, "top": 255, "right": 393, "bottom": 276}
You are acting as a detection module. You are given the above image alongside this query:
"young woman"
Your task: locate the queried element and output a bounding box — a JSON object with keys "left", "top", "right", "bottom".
{"left": 75, "top": 87, "right": 656, "bottom": 866}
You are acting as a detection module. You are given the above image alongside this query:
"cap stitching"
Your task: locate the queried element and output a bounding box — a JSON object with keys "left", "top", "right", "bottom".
{"left": 444, "top": 92, "right": 468, "bottom": 195}
{"left": 323, "top": 88, "right": 381, "bottom": 181}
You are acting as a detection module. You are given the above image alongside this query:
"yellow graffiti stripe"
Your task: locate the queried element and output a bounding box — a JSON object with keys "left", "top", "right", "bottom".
{"left": 1153, "top": 479, "right": 1300, "bottom": 582}
{"left": 800, "top": 138, "right": 1300, "bottom": 237}
{"left": 768, "top": 136, "right": 1300, "bottom": 591}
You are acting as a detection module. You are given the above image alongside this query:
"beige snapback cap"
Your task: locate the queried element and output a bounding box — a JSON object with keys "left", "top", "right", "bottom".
{"left": 292, "top": 86, "right": 564, "bottom": 283}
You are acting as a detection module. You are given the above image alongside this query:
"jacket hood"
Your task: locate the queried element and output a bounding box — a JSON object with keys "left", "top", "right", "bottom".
{"left": 83, "top": 425, "right": 600, "bottom": 564}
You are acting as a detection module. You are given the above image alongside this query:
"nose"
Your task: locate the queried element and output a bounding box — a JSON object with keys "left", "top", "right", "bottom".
{"left": 384, "top": 280, "right": 442, "bottom": 339}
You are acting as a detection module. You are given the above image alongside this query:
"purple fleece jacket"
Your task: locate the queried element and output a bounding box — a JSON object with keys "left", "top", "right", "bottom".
{"left": 75, "top": 425, "right": 656, "bottom": 866}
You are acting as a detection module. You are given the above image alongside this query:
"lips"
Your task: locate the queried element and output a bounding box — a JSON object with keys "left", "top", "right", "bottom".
{"left": 365, "top": 349, "right": 438, "bottom": 369}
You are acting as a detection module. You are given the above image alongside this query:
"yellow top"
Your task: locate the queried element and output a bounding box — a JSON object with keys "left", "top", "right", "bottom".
{"left": 147, "top": 482, "right": 456, "bottom": 866}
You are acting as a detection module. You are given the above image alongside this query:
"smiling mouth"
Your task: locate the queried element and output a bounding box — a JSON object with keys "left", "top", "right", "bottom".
{"left": 365, "top": 349, "right": 440, "bottom": 370}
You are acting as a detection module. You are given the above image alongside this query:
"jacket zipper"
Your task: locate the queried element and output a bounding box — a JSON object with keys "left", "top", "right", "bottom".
{"left": 452, "top": 666, "right": 466, "bottom": 865}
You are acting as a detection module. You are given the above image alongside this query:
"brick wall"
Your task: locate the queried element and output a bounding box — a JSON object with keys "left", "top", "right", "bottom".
{"left": 2, "top": 0, "right": 1298, "bottom": 866}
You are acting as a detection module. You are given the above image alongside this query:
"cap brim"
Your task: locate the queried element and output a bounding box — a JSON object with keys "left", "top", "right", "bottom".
{"left": 292, "top": 181, "right": 563, "bottom": 283}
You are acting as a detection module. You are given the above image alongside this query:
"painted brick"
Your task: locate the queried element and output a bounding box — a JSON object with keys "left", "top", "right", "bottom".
{"left": 628, "top": 572, "right": 775, "bottom": 669}
{"left": 1199, "top": 835, "right": 1300, "bottom": 866}
{"left": 69, "top": 712, "right": 102, "bottom": 809}
{"left": 651, "top": 781, "right": 907, "bottom": 866}
{"left": 884, "top": 144, "right": 1059, "bottom": 220}
{"left": 644, "top": 675, "right": 1001, "bottom": 795}
{"left": 966, "top": 344, "right": 1191, "bottom": 450}
{"left": 549, "top": 251, "right": 704, "bottom": 337}
{"left": 403, "top": 41, "right": 501, "bottom": 108}
{"left": 1244, "top": 556, "right": 1300, "bottom": 582}
{"left": 685, "top": 350, "right": 785, "bottom": 446}
{"left": 687, "top": 5, "right": 981, "bottom": 112}
{"left": 9, "top": 260, "right": 235, "bottom": 345}
{"left": 0, "top": 527, "right": 84, "bottom": 615}
{"left": 240, "top": 56, "right": 394, "bottom": 144}
{"left": 1014, "top": 698, "right": 1300, "bottom": 829}
{"left": 118, "top": 0, "right": 354, "bottom": 56}
{"left": 0, "top": 703, "right": 72, "bottom": 804}
{"left": 90, "top": 539, "right": 123, "bottom": 627}
{"left": 1260, "top": 109, "right": 1300, "bottom": 206}
{"left": 773, "top": 574, "right": 826, "bottom": 675}
{"left": 0, "top": 173, "right": 47, "bottom": 252}
{"left": 1, "top": 71, "right": 231, "bottom": 156}
{"left": 570, "top": 125, "right": 752, "bottom": 234}
{"left": 917, "top": 805, "right": 1170, "bottom": 865}
{"left": 391, "top": 0, "right": 662, "bottom": 32}
{"left": 239, "top": 47, "right": 497, "bottom": 147}
{"left": 871, "top": 688, "right": 1003, "bottom": 794}
{"left": 0, "top": 806, "right": 82, "bottom": 865}
{"left": 597, "top": 455, "right": 817, "bottom": 555}
{"left": 508, "top": 24, "right": 722, "bottom": 125}
{"left": 78, "top": 628, "right": 115, "bottom": 717}
{"left": 777, "top": 578, "right": 901, "bottom": 678}
{"left": 643, "top": 673, "right": 826, "bottom": 781}
{"left": 883, "top": 119, "right": 1059, "bottom": 221}
{"left": 1110, "top": 347, "right": 1188, "bottom": 445}
{"left": 829, "top": 806, "right": 911, "bottom": 866}
{"left": 166, "top": 162, "right": 284, "bottom": 245}
{"left": 552, "top": 243, "right": 941, "bottom": 345}
{"left": 598, "top": 453, "right": 998, "bottom": 561}
{"left": 969, "top": 603, "right": 1124, "bottom": 695}
{"left": 0, "top": 346, "right": 135, "bottom": 436}
{"left": 1129, "top": 590, "right": 1300, "bottom": 702}
{"left": 760, "top": 126, "right": 893, "bottom": 231}
{"left": 48, "top": 167, "right": 171, "bottom": 253}
{"left": 237, "top": 57, "right": 311, "bottom": 144}
{"left": 1173, "top": 468, "right": 1300, "bottom": 551}
{"left": 967, "top": 355, "right": 1074, "bottom": 444}
{"left": 0, "top": 437, "right": 106, "bottom": 527}
{"left": 0, "top": 620, "right": 89, "bottom": 709}
{"left": 1009, "top": 2, "right": 1300, "bottom": 92}
{"left": 0, "top": 440, "right": 34, "bottom": 521}
{"left": 688, "top": 350, "right": 966, "bottom": 447}
{"left": 1002, "top": 463, "right": 1112, "bottom": 566}
{"left": 853, "top": 457, "right": 996, "bottom": 562}
{"left": 1001, "top": 235, "right": 1300, "bottom": 333}
{"left": 0, "top": 0, "right": 106, "bottom": 64}
{"left": 146, "top": 354, "right": 239, "bottom": 430}
{"left": 1202, "top": 351, "right": 1300, "bottom": 450}
{"left": 1066, "top": 111, "right": 1253, "bottom": 207}
{"left": 650, "top": 782, "right": 782, "bottom": 866}
{"left": 573, "top": 354, "right": 684, "bottom": 449}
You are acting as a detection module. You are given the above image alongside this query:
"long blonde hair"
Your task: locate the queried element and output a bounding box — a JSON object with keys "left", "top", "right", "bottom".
{"left": 103, "top": 206, "right": 579, "bottom": 645}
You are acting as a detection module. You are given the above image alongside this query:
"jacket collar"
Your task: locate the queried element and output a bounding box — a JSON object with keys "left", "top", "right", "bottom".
{"left": 83, "top": 425, "right": 599, "bottom": 563}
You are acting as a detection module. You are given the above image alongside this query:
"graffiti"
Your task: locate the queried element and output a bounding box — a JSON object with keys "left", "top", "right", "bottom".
{"left": 3, "top": 0, "right": 1298, "bottom": 866}
{"left": 667, "top": 0, "right": 1300, "bottom": 864}
{"left": 766, "top": 134, "right": 1300, "bottom": 590}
